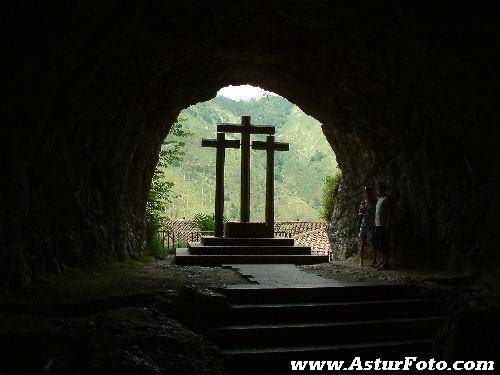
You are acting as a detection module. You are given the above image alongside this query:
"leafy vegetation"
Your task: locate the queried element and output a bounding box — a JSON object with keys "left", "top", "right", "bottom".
{"left": 193, "top": 213, "right": 216, "bottom": 232}
{"left": 320, "top": 170, "right": 343, "bottom": 221}
{"left": 164, "top": 240, "right": 188, "bottom": 255}
{"left": 162, "top": 95, "right": 339, "bottom": 221}
{"left": 145, "top": 118, "right": 190, "bottom": 258}
{"left": 147, "top": 119, "right": 191, "bottom": 216}
{"left": 145, "top": 214, "right": 167, "bottom": 259}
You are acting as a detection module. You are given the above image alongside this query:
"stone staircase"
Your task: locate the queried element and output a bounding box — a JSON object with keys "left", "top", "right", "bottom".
{"left": 175, "top": 236, "right": 329, "bottom": 265}
{"left": 208, "top": 284, "right": 448, "bottom": 374}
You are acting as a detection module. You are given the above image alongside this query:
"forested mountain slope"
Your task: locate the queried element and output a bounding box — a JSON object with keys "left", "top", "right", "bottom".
{"left": 162, "top": 95, "right": 338, "bottom": 221}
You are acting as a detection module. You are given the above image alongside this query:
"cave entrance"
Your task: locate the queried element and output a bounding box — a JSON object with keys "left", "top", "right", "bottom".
{"left": 148, "top": 85, "right": 339, "bottom": 255}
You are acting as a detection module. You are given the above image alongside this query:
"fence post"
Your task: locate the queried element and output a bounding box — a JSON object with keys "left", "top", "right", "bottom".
{"left": 168, "top": 229, "right": 172, "bottom": 251}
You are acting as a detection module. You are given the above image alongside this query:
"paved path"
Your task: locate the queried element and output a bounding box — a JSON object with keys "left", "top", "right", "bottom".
{"left": 226, "top": 264, "right": 384, "bottom": 288}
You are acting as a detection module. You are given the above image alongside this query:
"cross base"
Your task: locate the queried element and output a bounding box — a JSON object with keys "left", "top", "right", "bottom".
{"left": 224, "top": 222, "right": 273, "bottom": 238}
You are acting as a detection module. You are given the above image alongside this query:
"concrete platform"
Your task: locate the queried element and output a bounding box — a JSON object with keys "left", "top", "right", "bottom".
{"left": 227, "top": 264, "right": 339, "bottom": 287}
{"left": 175, "top": 248, "right": 329, "bottom": 265}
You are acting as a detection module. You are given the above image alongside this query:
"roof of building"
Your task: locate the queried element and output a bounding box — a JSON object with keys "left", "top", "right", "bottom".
{"left": 166, "top": 219, "right": 197, "bottom": 233}
{"left": 293, "top": 228, "right": 331, "bottom": 254}
{"left": 274, "top": 221, "right": 326, "bottom": 236}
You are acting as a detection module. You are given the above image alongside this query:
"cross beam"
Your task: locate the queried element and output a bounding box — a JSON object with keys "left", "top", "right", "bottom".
{"left": 252, "top": 135, "right": 289, "bottom": 232}
{"left": 201, "top": 133, "right": 240, "bottom": 237}
{"left": 217, "top": 116, "right": 275, "bottom": 223}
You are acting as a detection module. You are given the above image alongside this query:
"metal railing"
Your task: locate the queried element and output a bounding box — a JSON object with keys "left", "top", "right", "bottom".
{"left": 158, "top": 229, "right": 214, "bottom": 251}
{"left": 274, "top": 230, "right": 293, "bottom": 238}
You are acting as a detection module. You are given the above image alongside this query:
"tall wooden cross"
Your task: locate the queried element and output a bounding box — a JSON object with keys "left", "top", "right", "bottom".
{"left": 201, "top": 132, "right": 240, "bottom": 237}
{"left": 252, "top": 135, "right": 289, "bottom": 231}
{"left": 218, "top": 116, "right": 274, "bottom": 222}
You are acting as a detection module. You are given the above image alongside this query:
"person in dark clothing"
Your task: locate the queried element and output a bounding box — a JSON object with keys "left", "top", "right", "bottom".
{"left": 357, "top": 187, "right": 376, "bottom": 266}
{"left": 374, "top": 182, "right": 392, "bottom": 270}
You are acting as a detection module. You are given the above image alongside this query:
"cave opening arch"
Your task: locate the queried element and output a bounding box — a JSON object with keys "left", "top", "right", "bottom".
{"left": 2, "top": 1, "right": 497, "bottom": 290}
{"left": 154, "top": 84, "right": 339, "bottom": 225}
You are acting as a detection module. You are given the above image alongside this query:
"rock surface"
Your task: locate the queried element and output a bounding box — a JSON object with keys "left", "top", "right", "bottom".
{"left": 0, "top": 308, "right": 227, "bottom": 375}
{"left": 434, "top": 286, "right": 500, "bottom": 363}
{"left": 1, "top": 1, "right": 499, "bottom": 290}
{"left": 0, "top": 261, "right": 249, "bottom": 374}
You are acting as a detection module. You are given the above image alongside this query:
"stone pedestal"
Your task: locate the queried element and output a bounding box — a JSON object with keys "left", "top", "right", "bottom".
{"left": 175, "top": 234, "right": 329, "bottom": 265}
{"left": 224, "top": 222, "right": 273, "bottom": 238}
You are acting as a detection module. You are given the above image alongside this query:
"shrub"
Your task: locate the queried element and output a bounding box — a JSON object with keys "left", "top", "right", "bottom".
{"left": 193, "top": 213, "right": 216, "bottom": 232}
{"left": 145, "top": 213, "right": 167, "bottom": 259}
{"left": 320, "top": 170, "right": 343, "bottom": 221}
{"left": 144, "top": 117, "right": 190, "bottom": 259}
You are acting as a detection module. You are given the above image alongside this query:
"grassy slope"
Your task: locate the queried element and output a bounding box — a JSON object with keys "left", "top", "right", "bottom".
{"left": 161, "top": 95, "right": 338, "bottom": 221}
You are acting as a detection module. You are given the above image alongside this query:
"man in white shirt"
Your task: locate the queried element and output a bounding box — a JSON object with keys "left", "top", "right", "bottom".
{"left": 374, "top": 182, "right": 392, "bottom": 269}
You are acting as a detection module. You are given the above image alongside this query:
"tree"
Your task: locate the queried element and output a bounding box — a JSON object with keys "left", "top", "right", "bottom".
{"left": 145, "top": 118, "right": 191, "bottom": 258}
{"left": 147, "top": 118, "right": 191, "bottom": 217}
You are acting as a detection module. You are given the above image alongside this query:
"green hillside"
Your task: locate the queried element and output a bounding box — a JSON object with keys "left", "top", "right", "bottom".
{"left": 161, "top": 95, "right": 338, "bottom": 221}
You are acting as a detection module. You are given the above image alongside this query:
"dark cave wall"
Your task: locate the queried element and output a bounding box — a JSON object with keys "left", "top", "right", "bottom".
{"left": 1, "top": 1, "right": 498, "bottom": 290}
{"left": 328, "top": 2, "right": 499, "bottom": 272}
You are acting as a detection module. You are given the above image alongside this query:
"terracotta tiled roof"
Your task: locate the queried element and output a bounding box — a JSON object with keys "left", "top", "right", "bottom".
{"left": 274, "top": 221, "right": 326, "bottom": 236}
{"left": 166, "top": 220, "right": 197, "bottom": 232}
{"left": 293, "top": 228, "right": 331, "bottom": 255}
{"left": 167, "top": 220, "right": 326, "bottom": 235}
{"left": 166, "top": 220, "right": 199, "bottom": 241}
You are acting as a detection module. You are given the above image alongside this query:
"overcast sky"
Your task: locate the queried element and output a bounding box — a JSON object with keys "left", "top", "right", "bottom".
{"left": 217, "top": 85, "right": 278, "bottom": 101}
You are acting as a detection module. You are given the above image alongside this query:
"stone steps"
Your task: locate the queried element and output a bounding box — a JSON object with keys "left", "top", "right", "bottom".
{"left": 201, "top": 236, "right": 295, "bottom": 246}
{"left": 188, "top": 242, "right": 311, "bottom": 255}
{"left": 226, "top": 298, "right": 448, "bottom": 324}
{"left": 221, "top": 339, "right": 433, "bottom": 374}
{"left": 208, "top": 285, "right": 447, "bottom": 374}
{"left": 175, "top": 235, "right": 330, "bottom": 265}
{"left": 211, "top": 317, "right": 444, "bottom": 348}
{"left": 223, "top": 284, "right": 421, "bottom": 304}
{"left": 175, "top": 248, "right": 329, "bottom": 265}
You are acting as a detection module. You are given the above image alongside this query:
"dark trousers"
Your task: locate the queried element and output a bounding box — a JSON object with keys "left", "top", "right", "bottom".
{"left": 374, "top": 226, "right": 391, "bottom": 254}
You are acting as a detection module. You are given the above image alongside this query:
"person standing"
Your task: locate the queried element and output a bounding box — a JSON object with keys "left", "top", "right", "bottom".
{"left": 358, "top": 187, "right": 376, "bottom": 266}
{"left": 374, "top": 182, "right": 392, "bottom": 269}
